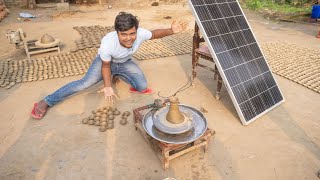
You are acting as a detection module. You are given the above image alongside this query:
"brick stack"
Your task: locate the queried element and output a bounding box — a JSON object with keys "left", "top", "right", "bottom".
{"left": 0, "top": 0, "right": 8, "bottom": 22}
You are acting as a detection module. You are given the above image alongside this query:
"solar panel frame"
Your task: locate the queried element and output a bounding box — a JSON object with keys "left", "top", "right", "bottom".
{"left": 188, "top": 0, "right": 285, "bottom": 125}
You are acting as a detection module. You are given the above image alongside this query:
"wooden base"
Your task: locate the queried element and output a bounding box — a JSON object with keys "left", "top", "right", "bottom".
{"left": 16, "top": 29, "right": 60, "bottom": 58}
{"left": 133, "top": 101, "right": 215, "bottom": 169}
{"left": 25, "top": 40, "right": 60, "bottom": 58}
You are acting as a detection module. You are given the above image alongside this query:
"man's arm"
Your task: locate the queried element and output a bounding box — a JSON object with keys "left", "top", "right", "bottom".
{"left": 151, "top": 28, "right": 174, "bottom": 39}
{"left": 101, "top": 61, "right": 111, "bottom": 87}
{"left": 150, "top": 21, "right": 188, "bottom": 40}
{"left": 99, "top": 60, "right": 118, "bottom": 103}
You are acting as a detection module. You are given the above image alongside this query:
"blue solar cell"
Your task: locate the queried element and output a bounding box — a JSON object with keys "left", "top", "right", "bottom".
{"left": 239, "top": 101, "right": 256, "bottom": 121}
{"left": 209, "top": 36, "right": 227, "bottom": 53}
{"left": 231, "top": 31, "right": 247, "bottom": 47}
{"left": 224, "top": 67, "right": 241, "bottom": 86}
{"left": 236, "top": 63, "right": 251, "bottom": 82}
{"left": 221, "top": 33, "right": 237, "bottom": 50}
{"left": 219, "top": 3, "right": 233, "bottom": 17}
{"left": 194, "top": 6, "right": 211, "bottom": 21}
{"left": 202, "top": 21, "right": 219, "bottom": 36}
{"left": 243, "top": 79, "right": 259, "bottom": 98}
{"left": 229, "top": 48, "right": 245, "bottom": 66}
{"left": 207, "top": 4, "right": 223, "bottom": 19}
{"left": 225, "top": 17, "right": 241, "bottom": 32}
{"left": 214, "top": 19, "right": 230, "bottom": 34}
{"left": 191, "top": 0, "right": 204, "bottom": 5}
{"left": 232, "top": 84, "right": 249, "bottom": 104}
{"left": 216, "top": 51, "right": 233, "bottom": 69}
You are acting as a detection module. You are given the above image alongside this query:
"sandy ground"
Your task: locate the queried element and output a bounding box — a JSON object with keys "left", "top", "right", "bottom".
{"left": 0, "top": 2, "right": 320, "bottom": 180}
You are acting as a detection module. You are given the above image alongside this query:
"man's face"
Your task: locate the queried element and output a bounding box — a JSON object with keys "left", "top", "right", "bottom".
{"left": 117, "top": 26, "right": 137, "bottom": 48}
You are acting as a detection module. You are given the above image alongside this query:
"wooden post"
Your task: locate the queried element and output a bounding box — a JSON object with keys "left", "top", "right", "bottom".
{"left": 192, "top": 22, "right": 200, "bottom": 81}
{"left": 27, "top": 0, "right": 36, "bottom": 9}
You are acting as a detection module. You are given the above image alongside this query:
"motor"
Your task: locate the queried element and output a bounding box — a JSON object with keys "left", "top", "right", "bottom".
{"left": 5, "top": 29, "right": 25, "bottom": 49}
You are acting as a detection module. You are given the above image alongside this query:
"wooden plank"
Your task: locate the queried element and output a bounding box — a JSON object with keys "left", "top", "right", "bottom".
{"left": 28, "top": 47, "right": 60, "bottom": 55}
{"left": 168, "top": 141, "right": 207, "bottom": 160}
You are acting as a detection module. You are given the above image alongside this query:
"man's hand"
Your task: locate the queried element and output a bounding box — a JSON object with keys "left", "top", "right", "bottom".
{"left": 98, "top": 86, "right": 119, "bottom": 105}
{"left": 171, "top": 21, "right": 188, "bottom": 34}
{"left": 151, "top": 21, "right": 188, "bottom": 39}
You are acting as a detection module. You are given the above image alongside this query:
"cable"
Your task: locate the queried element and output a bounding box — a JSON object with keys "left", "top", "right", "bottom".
{"left": 157, "top": 75, "right": 193, "bottom": 99}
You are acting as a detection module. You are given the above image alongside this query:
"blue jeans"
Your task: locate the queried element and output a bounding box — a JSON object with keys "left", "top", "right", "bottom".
{"left": 44, "top": 55, "right": 147, "bottom": 107}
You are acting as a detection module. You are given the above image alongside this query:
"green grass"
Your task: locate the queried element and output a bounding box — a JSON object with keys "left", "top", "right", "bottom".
{"left": 242, "top": 0, "right": 312, "bottom": 15}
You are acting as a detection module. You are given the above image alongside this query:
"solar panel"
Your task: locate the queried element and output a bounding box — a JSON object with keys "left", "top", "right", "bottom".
{"left": 188, "top": 0, "right": 285, "bottom": 125}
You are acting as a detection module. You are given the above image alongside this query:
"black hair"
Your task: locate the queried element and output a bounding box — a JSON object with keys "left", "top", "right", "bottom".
{"left": 114, "top": 12, "right": 139, "bottom": 32}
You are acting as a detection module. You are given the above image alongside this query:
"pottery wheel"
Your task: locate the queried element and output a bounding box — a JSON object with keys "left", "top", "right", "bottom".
{"left": 153, "top": 106, "right": 193, "bottom": 134}
{"left": 142, "top": 105, "right": 208, "bottom": 144}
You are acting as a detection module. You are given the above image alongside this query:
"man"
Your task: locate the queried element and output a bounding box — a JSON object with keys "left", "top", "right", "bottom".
{"left": 31, "top": 12, "right": 187, "bottom": 119}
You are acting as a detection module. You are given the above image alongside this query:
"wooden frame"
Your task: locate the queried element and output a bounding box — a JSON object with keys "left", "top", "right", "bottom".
{"left": 133, "top": 101, "right": 215, "bottom": 170}
{"left": 19, "top": 29, "right": 60, "bottom": 58}
{"left": 192, "top": 22, "right": 223, "bottom": 100}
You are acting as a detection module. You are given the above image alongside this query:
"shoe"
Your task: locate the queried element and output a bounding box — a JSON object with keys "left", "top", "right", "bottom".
{"left": 129, "top": 87, "right": 154, "bottom": 95}
{"left": 31, "top": 103, "right": 46, "bottom": 120}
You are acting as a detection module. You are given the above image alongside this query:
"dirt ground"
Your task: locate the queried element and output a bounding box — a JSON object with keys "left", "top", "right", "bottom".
{"left": 0, "top": 1, "right": 320, "bottom": 180}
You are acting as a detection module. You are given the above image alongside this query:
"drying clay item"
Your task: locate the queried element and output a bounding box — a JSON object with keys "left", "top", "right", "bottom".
{"left": 89, "top": 115, "right": 95, "bottom": 120}
{"left": 108, "top": 115, "right": 115, "bottom": 120}
{"left": 107, "top": 123, "right": 114, "bottom": 129}
{"left": 88, "top": 120, "right": 94, "bottom": 125}
{"left": 123, "top": 111, "right": 131, "bottom": 116}
{"left": 100, "top": 117, "right": 108, "bottom": 122}
{"left": 114, "top": 110, "right": 120, "bottom": 116}
{"left": 94, "top": 121, "right": 100, "bottom": 126}
{"left": 108, "top": 120, "right": 114, "bottom": 124}
{"left": 102, "top": 110, "right": 108, "bottom": 114}
{"left": 99, "top": 126, "right": 107, "bottom": 132}
{"left": 0, "top": 48, "right": 98, "bottom": 90}
{"left": 94, "top": 117, "right": 100, "bottom": 121}
{"left": 107, "top": 111, "right": 113, "bottom": 115}
{"left": 121, "top": 115, "right": 127, "bottom": 119}
{"left": 108, "top": 119, "right": 114, "bottom": 123}
{"left": 82, "top": 118, "right": 89, "bottom": 124}
{"left": 92, "top": 110, "right": 97, "bottom": 114}
{"left": 120, "top": 119, "right": 127, "bottom": 125}
{"left": 100, "top": 122, "right": 107, "bottom": 127}
{"left": 95, "top": 112, "right": 101, "bottom": 117}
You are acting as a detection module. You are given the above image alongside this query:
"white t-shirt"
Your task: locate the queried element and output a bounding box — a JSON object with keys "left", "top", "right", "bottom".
{"left": 98, "top": 28, "right": 152, "bottom": 63}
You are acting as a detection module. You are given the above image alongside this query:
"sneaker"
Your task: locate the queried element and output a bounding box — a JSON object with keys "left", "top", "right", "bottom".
{"left": 129, "top": 87, "right": 154, "bottom": 95}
